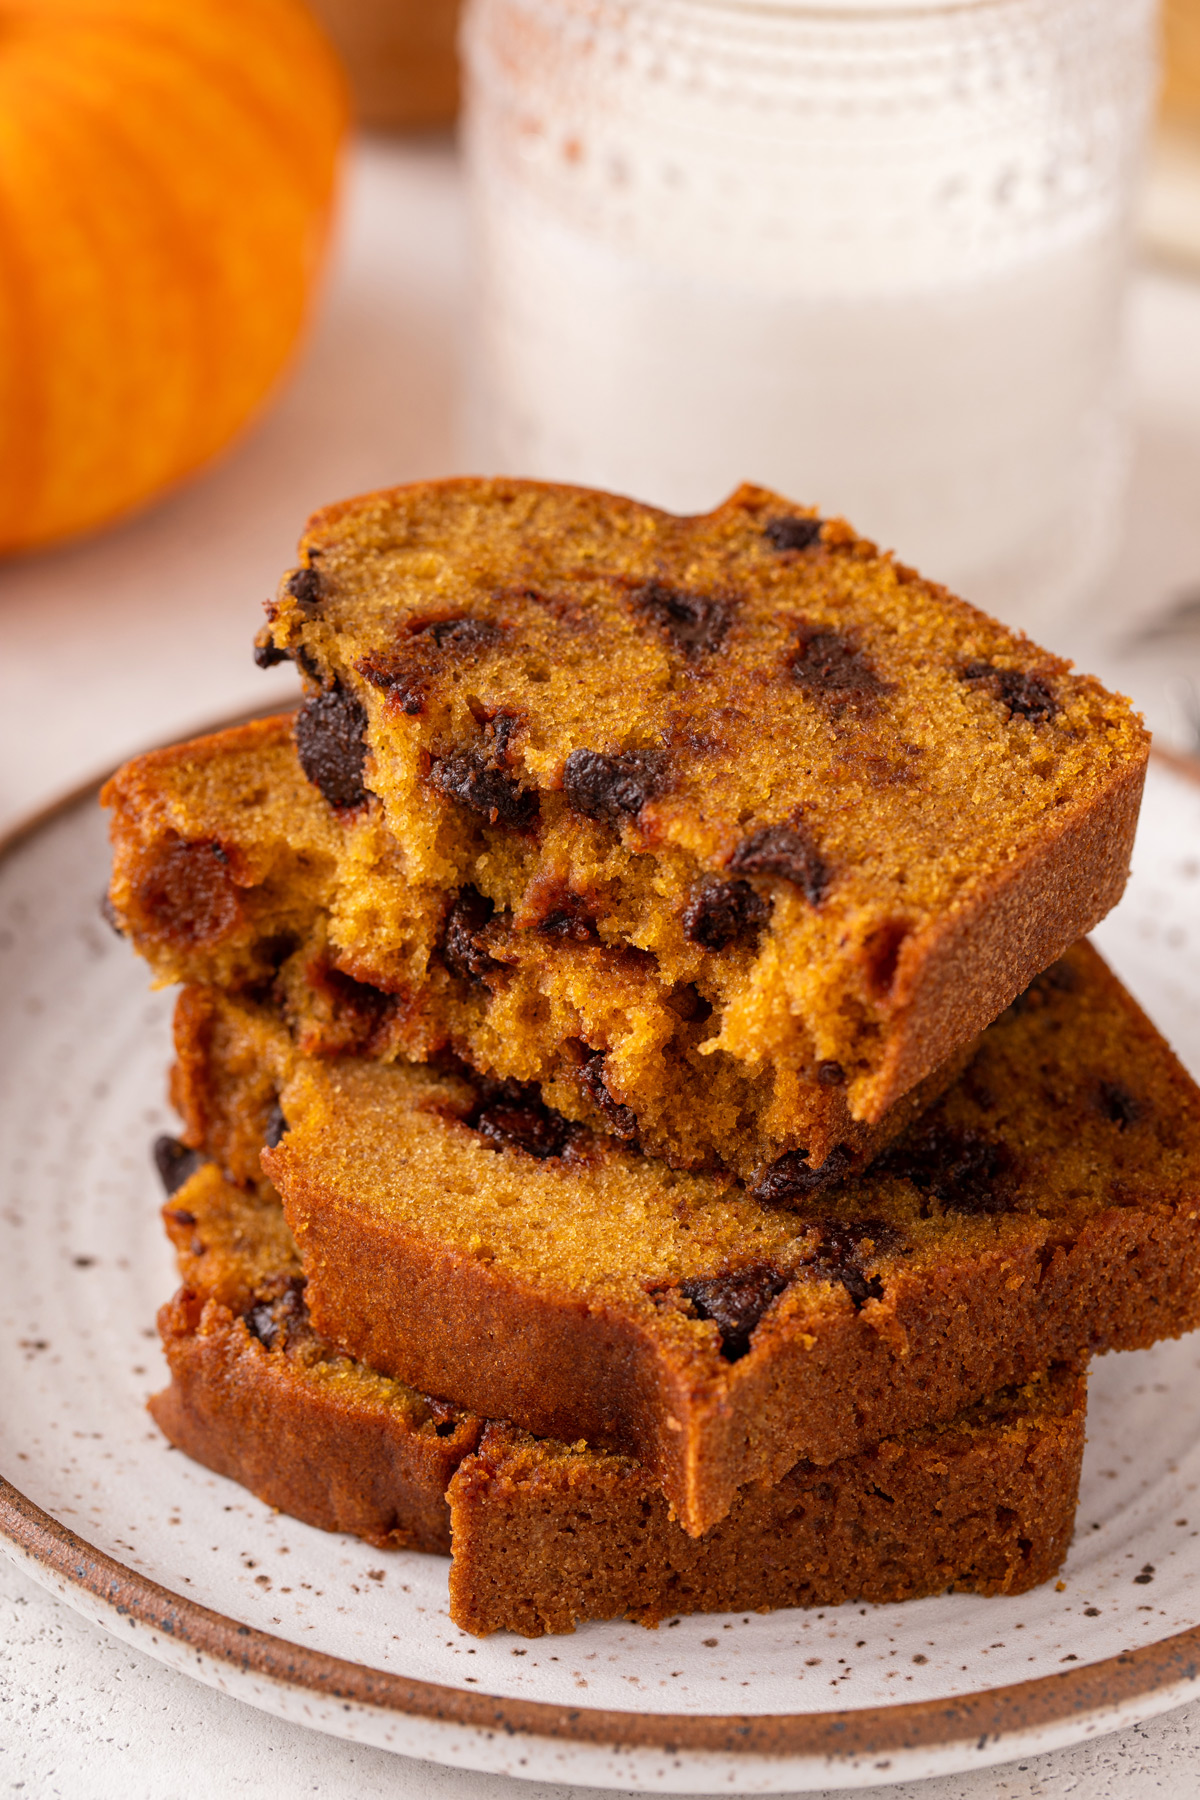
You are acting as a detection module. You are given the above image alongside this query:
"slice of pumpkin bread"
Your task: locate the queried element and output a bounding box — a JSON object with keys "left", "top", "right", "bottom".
{"left": 151, "top": 1162, "right": 1086, "bottom": 1634}
{"left": 105, "top": 476, "right": 1147, "bottom": 1184}
{"left": 103, "top": 714, "right": 969, "bottom": 1185}
{"left": 449, "top": 1367, "right": 1086, "bottom": 1637}
{"left": 259, "top": 476, "right": 1147, "bottom": 1145}
{"left": 175, "top": 941, "right": 1200, "bottom": 1536}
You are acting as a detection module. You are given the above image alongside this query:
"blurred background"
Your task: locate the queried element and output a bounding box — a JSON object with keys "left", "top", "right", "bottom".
{"left": 0, "top": 0, "right": 1198, "bottom": 838}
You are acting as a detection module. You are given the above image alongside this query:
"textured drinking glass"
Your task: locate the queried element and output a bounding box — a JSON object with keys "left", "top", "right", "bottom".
{"left": 461, "top": 0, "right": 1156, "bottom": 626}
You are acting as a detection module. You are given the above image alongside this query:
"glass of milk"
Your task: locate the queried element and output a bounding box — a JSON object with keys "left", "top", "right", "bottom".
{"left": 460, "top": 0, "right": 1156, "bottom": 629}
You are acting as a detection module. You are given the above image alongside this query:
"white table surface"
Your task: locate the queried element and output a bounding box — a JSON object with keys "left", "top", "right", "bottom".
{"left": 3, "top": 134, "right": 1200, "bottom": 1800}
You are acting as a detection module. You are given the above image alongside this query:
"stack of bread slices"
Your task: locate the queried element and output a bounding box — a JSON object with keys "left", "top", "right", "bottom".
{"left": 103, "top": 478, "right": 1200, "bottom": 1638}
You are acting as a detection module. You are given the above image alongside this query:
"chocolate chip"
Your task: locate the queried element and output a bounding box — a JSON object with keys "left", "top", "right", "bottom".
{"left": 286, "top": 566, "right": 323, "bottom": 611}
{"left": 961, "top": 661, "right": 1059, "bottom": 723}
{"left": 254, "top": 639, "right": 291, "bottom": 669}
{"left": 99, "top": 892, "right": 124, "bottom": 936}
{"left": 138, "top": 838, "right": 241, "bottom": 945}
{"left": 630, "top": 582, "right": 733, "bottom": 658}
{"left": 764, "top": 516, "right": 822, "bottom": 552}
{"left": 880, "top": 1125, "right": 1015, "bottom": 1215}
{"left": 165, "top": 1207, "right": 197, "bottom": 1228}
{"left": 264, "top": 1103, "right": 288, "bottom": 1149}
{"left": 153, "top": 1136, "right": 204, "bottom": 1196}
{"left": 807, "top": 1220, "right": 899, "bottom": 1309}
{"left": 429, "top": 751, "right": 538, "bottom": 829}
{"left": 817, "top": 1061, "right": 845, "bottom": 1087}
{"left": 357, "top": 655, "right": 427, "bottom": 715}
{"left": 789, "top": 623, "right": 889, "bottom": 713}
{"left": 467, "top": 1079, "right": 576, "bottom": 1160}
{"left": 679, "top": 1264, "right": 790, "bottom": 1361}
{"left": 441, "top": 886, "right": 501, "bottom": 983}
{"left": 533, "top": 889, "right": 600, "bottom": 943}
{"left": 579, "top": 1054, "right": 638, "bottom": 1141}
{"left": 683, "top": 879, "right": 769, "bottom": 951}
{"left": 415, "top": 616, "right": 504, "bottom": 653}
{"left": 474, "top": 1104, "right": 572, "bottom": 1160}
{"left": 1098, "top": 1081, "right": 1141, "bottom": 1130}
{"left": 294, "top": 687, "right": 369, "bottom": 810}
{"left": 728, "top": 823, "right": 829, "bottom": 905}
{"left": 245, "top": 1277, "right": 308, "bottom": 1351}
{"left": 752, "top": 1144, "right": 853, "bottom": 1207}
{"left": 562, "top": 749, "right": 665, "bottom": 827}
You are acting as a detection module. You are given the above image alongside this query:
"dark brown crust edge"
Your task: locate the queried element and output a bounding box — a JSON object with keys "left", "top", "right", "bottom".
{"left": 149, "top": 1289, "right": 480, "bottom": 1555}
{"left": 872, "top": 749, "right": 1149, "bottom": 1120}
{"left": 447, "top": 1368, "right": 1087, "bottom": 1637}
{"left": 3, "top": 1473, "right": 1200, "bottom": 1763}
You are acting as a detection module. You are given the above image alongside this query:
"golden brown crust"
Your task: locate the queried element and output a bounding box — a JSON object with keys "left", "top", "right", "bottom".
{"left": 151, "top": 1289, "right": 472, "bottom": 1553}
{"left": 150, "top": 1163, "right": 481, "bottom": 1552}
{"left": 447, "top": 1367, "right": 1088, "bottom": 1636}
{"left": 173, "top": 940, "right": 1200, "bottom": 1536}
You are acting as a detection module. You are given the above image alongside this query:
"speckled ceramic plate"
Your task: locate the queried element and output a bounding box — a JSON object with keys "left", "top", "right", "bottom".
{"left": 2, "top": 746, "right": 1200, "bottom": 1793}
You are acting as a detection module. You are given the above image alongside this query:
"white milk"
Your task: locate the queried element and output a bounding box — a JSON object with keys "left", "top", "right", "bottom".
{"left": 462, "top": 0, "right": 1155, "bottom": 628}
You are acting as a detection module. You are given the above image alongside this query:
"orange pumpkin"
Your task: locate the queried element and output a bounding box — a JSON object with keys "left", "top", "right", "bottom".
{"left": 0, "top": 0, "right": 348, "bottom": 554}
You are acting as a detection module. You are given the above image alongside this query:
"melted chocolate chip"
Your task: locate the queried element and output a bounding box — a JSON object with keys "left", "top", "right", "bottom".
{"left": 562, "top": 749, "right": 665, "bottom": 827}
{"left": 165, "top": 1207, "right": 197, "bottom": 1227}
{"left": 441, "top": 886, "right": 501, "bottom": 983}
{"left": 728, "top": 823, "right": 829, "bottom": 906}
{"left": 682, "top": 879, "right": 769, "bottom": 952}
{"left": 357, "top": 655, "right": 427, "bottom": 716}
{"left": 139, "top": 839, "right": 241, "bottom": 946}
{"left": 286, "top": 566, "right": 323, "bottom": 611}
{"left": 817, "top": 1061, "right": 845, "bottom": 1087}
{"left": 630, "top": 582, "right": 733, "bottom": 658}
{"left": 467, "top": 1078, "right": 576, "bottom": 1160}
{"left": 808, "top": 1220, "right": 897, "bottom": 1309}
{"left": 254, "top": 639, "right": 291, "bottom": 669}
{"left": 790, "top": 623, "right": 889, "bottom": 713}
{"left": 245, "top": 1277, "right": 308, "bottom": 1351}
{"left": 474, "top": 1104, "right": 571, "bottom": 1159}
{"left": 264, "top": 1103, "right": 288, "bottom": 1150}
{"left": 153, "top": 1136, "right": 204, "bottom": 1196}
{"left": 880, "top": 1126, "right": 1015, "bottom": 1215}
{"left": 961, "top": 661, "right": 1059, "bottom": 723}
{"left": 310, "top": 962, "right": 396, "bottom": 1049}
{"left": 429, "top": 751, "right": 538, "bottom": 829}
{"left": 679, "top": 1264, "right": 790, "bottom": 1361}
{"left": 294, "top": 687, "right": 369, "bottom": 810}
{"left": 415, "top": 616, "right": 504, "bottom": 653}
{"left": 1098, "top": 1081, "right": 1141, "bottom": 1130}
{"left": 764, "top": 516, "right": 822, "bottom": 552}
{"left": 534, "top": 891, "right": 600, "bottom": 943}
{"left": 752, "top": 1144, "right": 853, "bottom": 1207}
{"left": 578, "top": 1054, "right": 639, "bottom": 1141}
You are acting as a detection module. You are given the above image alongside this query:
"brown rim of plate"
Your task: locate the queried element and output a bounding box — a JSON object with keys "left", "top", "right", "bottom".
{"left": 3, "top": 1471, "right": 1200, "bottom": 1760}
{"left": 1, "top": 716, "right": 1199, "bottom": 1766}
